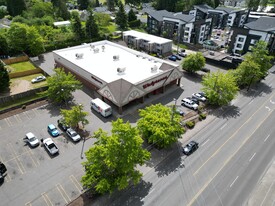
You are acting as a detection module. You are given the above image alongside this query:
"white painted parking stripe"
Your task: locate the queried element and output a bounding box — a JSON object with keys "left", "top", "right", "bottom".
{"left": 4, "top": 118, "right": 12, "bottom": 127}
{"left": 23, "top": 147, "right": 39, "bottom": 167}
{"left": 56, "top": 184, "right": 71, "bottom": 203}
{"left": 23, "top": 111, "right": 31, "bottom": 120}
{"left": 41, "top": 192, "right": 53, "bottom": 206}
{"left": 14, "top": 114, "right": 22, "bottom": 122}
{"left": 70, "top": 175, "right": 82, "bottom": 193}
{"left": 8, "top": 143, "right": 25, "bottom": 174}
{"left": 25, "top": 201, "right": 32, "bottom": 206}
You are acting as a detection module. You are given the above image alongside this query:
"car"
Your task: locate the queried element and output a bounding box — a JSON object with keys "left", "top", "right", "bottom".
{"left": 181, "top": 98, "right": 199, "bottom": 110}
{"left": 201, "top": 67, "right": 210, "bottom": 73}
{"left": 183, "top": 141, "right": 199, "bottom": 155}
{"left": 186, "top": 97, "right": 199, "bottom": 105}
{"left": 198, "top": 92, "right": 207, "bottom": 98}
{"left": 24, "top": 132, "right": 40, "bottom": 147}
{"left": 178, "top": 52, "right": 187, "bottom": 57}
{"left": 0, "top": 162, "right": 7, "bottom": 175}
{"left": 57, "top": 119, "right": 69, "bottom": 132}
{"left": 47, "top": 124, "right": 59, "bottom": 137}
{"left": 66, "top": 128, "right": 81, "bottom": 142}
{"left": 43, "top": 138, "right": 59, "bottom": 155}
{"left": 180, "top": 49, "right": 186, "bottom": 53}
{"left": 168, "top": 55, "right": 177, "bottom": 61}
{"left": 31, "top": 75, "right": 46, "bottom": 83}
{"left": 175, "top": 107, "right": 185, "bottom": 116}
{"left": 172, "top": 54, "right": 181, "bottom": 60}
{"left": 192, "top": 93, "right": 207, "bottom": 102}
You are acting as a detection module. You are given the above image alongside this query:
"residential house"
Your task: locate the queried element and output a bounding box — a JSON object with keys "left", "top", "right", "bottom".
{"left": 228, "top": 16, "right": 275, "bottom": 54}
{"left": 189, "top": 4, "right": 213, "bottom": 21}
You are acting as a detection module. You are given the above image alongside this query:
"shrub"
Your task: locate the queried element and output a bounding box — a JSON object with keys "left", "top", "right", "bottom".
{"left": 185, "top": 120, "right": 195, "bottom": 129}
{"left": 199, "top": 113, "right": 207, "bottom": 121}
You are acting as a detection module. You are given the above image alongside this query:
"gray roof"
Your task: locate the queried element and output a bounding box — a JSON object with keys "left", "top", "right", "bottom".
{"left": 193, "top": 4, "right": 213, "bottom": 13}
{"left": 215, "top": 6, "right": 235, "bottom": 13}
{"left": 244, "top": 16, "right": 275, "bottom": 32}
{"left": 173, "top": 13, "right": 195, "bottom": 23}
{"left": 146, "top": 10, "right": 174, "bottom": 21}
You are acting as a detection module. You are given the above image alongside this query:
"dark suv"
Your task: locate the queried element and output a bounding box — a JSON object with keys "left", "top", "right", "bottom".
{"left": 183, "top": 141, "right": 199, "bottom": 155}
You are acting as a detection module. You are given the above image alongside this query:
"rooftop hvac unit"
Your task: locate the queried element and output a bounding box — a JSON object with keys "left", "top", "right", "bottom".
{"left": 117, "top": 67, "right": 126, "bottom": 74}
{"left": 151, "top": 65, "right": 158, "bottom": 72}
{"left": 113, "top": 55, "right": 120, "bottom": 61}
{"left": 75, "top": 53, "right": 84, "bottom": 59}
{"left": 93, "top": 48, "right": 99, "bottom": 53}
{"left": 102, "top": 45, "right": 105, "bottom": 52}
{"left": 90, "top": 44, "right": 95, "bottom": 50}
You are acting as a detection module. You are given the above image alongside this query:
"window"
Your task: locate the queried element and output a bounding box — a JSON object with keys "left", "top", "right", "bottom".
{"left": 200, "top": 38, "right": 203, "bottom": 42}
{"left": 250, "top": 39, "right": 257, "bottom": 45}
{"left": 201, "top": 27, "right": 205, "bottom": 31}
{"left": 238, "top": 37, "right": 244, "bottom": 42}
{"left": 228, "top": 16, "right": 232, "bottom": 19}
{"left": 236, "top": 43, "right": 242, "bottom": 48}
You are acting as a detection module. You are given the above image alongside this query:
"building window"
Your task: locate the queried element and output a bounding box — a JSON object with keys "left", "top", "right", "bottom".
{"left": 236, "top": 43, "right": 242, "bottom": 48}
{"left": 238, "top": 37, "right": 244, "bottom": 42}
{"left": 250, "top": 39, "right": 257, "bottom": 45}
{"left": 201, "top": 27, "right": 205, "bottom": 31}
{"left": 200, "top": 38, "right": 203, "bottom": 42}
{"left": 228, "top": 16, "right": 232, "bottom": 19}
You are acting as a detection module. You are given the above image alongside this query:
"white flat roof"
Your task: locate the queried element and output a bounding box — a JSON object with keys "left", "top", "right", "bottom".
{"left": 54, "top": 21, "right": 71, "bottom": 26}
{"left": 123, "top": 30, "right": 173, "bottom": 44}
{"left": 53, "top": 41, "right": 177, "bottom": 85}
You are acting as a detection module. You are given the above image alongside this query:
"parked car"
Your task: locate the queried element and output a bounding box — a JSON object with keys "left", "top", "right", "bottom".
{"left": 175, "top": 107, "right": 185, "bottom": 116}
{"left": 201, "top": 67, "right": 210, "bottom": 73}
{"left": 31, "top": 75, "right": 46, "bottom": 83}
{"left": 57, "top": 119, "right": 69, "bottom": 132}
{"left": 168, "top": 55, "right": 177, "bottom": 61}
{"left": 183, "top": 141, "right": 199, "bottom": 155}
{"left": 66, "top": 128, "right": 81, "bottom": 142}
{"left": 186, "top": 97, "right": 199, "bottom": 105}
{"left": 192, "top": 93, "right": 207, "bottom": 102}
{"left": 24, "top": 132, "right": 40, "bottom": 147}
{"left": 0, "top": 162, "right": 7, "bottom": 184}
{"left": 181, "top": 98, "right": 198, "bottom": 110}
{"left": 43, "top": 138, "right": 59, "bottom": 155}
{"left": 178, "top": 52, "right": 187, "bottom": 57}
{"left": 172, "top": 54, "right": 181, "bottom": 60}
{"left": 47, "top": 124, "right": 59, "bottom": 137}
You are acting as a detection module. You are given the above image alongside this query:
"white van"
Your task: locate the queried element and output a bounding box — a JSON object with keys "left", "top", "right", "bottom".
{"left": 90, "top": 98, "right": 112, "bottom": 117}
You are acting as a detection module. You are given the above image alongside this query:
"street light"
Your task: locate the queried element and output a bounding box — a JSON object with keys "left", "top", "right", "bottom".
{"left": 171, "top": 98, "right": 177, "bottom": 123}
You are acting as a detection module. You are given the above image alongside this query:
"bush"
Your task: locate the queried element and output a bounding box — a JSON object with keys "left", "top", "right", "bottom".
{"left": 199, "top": 113, "right": 207, "bottom": 121}
{"left": 185, "top": 120, "right": 195, "bottom": 129}
{"left": 129, "top": 19, "right": 141, "bottom": 28}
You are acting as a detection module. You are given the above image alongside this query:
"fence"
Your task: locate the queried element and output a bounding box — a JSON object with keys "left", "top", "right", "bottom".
{"left": 9, "top": 68, "right": 45, "bottom": 78}
{"left": 0, "top": 86, "right": 48, "bottom": 105}
{"left": 2, "top": 55, "right": 29, "bottom": 65}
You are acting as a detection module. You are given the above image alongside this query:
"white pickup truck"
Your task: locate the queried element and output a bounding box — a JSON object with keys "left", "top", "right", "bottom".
{"left": 43, "top": 138, "right": 59, "bottom": 155}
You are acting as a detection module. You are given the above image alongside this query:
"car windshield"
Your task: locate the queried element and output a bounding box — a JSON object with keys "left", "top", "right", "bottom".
{"left": 48, "top": 143, "right": 55, "bottom": 149}
{"left": 71, "top": 132, "right": 77, "bottom": 137}
{"left": 29, "top": 137, "right": 36, "bottom": 142}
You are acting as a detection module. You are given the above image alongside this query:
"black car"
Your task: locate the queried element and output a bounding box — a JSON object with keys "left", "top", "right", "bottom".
{"left": 183, "top": 141, "right": 199, "bottom": 155}
{"left": 57, "top": 119, "right": 69, "bottom": 132}
{"left": 186, "top": 97, "right": 199, "bottom": 105}
{"left": 0, "top": 162, "right": 7, "bottom": 182}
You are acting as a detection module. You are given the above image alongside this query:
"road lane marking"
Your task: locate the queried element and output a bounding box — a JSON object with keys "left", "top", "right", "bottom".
{"left": 41, "top": 192, "right": 53, "bottom": 206}
{"left": 230, "top": 176, "right": 239, "bottom": 188}
{"left": 270, "top": 99, "right": 275, "bottom": 104}
{"left": 56, "top": 184, "right": 71, "bottom": 203}
{"left": 8, "top": 143, "right": 25, "bottom": 174}
{"left": 70, "top": 175, "right": 82, "bottom": 193}
{"left": 264, "top": 134, "right": 270, "bottom": 142}
{"left": 201, "top": 139, "right": 210, "bottom": 147}
{"left": 249, "top": 153, "right": 256, "bottom": 162}
{"left": 248, "top": 100, "right": 254, "bottom": 105}
{"left": 148, "top": 188, "right": 155, "bottom": 195}
{"left": 220, "top": 123, "right": 227, "bottom": 130}
{"left": 265, "top": 106, "right": 271, "bottom": 111}
{"left": 188, "top": 111, "right": 272, "bottom": 206}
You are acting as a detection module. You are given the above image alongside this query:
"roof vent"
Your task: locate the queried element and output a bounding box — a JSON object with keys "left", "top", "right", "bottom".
{"left": 117, "top": 67, "right": 126, "bottom": 74}
{"left": 75, "top": 53, "right": 84, "bottom": 59}
{"left": 151, "top": 65, "right": 158, "bottom": 73}
{"left": 93, "top": 48, "right": 99, "bottom": 53}
{"left": 102, "top": 45, "right": 105, "bottom": 52}
{"left": 90, "top": 44, "right": 95, "bottom": 50}
{"left": 113, "top": 55, "right": 120, "bottom": 61}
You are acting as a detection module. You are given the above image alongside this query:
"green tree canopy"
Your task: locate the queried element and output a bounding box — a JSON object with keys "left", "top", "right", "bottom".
{"left": 0, "top": 60, "right": 10, "bottom": 92}
{"left": 7, "top": 0, "right": 27, "bottom": 16}
{"left": 116, "top": 1, "right": 128, "bottom": 30}
{"left": 71, "top": 11, "right": 85, "bottom": 40}
{"left": 128, "top": 8, "right": 137, "bottom": 22}
{"left": 47, "top": 68, "right": 82, "bottom": 104}
{"left": 78, "top": 0, "right": 90, "bottom": 10}
{"left": 137, "top": 103, "right": 185, "bottom": 149}
{"left": 27, "top": 26, "right": 45, "bottom": 56}
{"left": 202, "top": 70, "right": 239, "bottom": 106}
{"left": 23, "top": 0, "right": 53, "bottom": 19}
{"left": 7, "top": 23, "right": 28, "bottom": 53}
{"left": 85, "top": 10, "right": 99, "bottom": 40}
{"left": 0, "top": 33, "right": 9, "bottom": 55}
{"left": 181, "top": 52, "right": 206, "bottom": 73}
{"left": 81, "top": 118, "right": 151, "bottom": 194}
{"left": 0, "top": 5, "right": 8, "bottom": 18}
{"left": 61, "top": 104, "right": 89, "bottom": 129}
{"left": 94, "top": 13, "right": 111, "bottom": 27}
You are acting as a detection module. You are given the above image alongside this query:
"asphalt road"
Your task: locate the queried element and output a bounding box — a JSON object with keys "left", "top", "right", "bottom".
{"left": 88, "top": 68, "right": 275, "bottom": 206}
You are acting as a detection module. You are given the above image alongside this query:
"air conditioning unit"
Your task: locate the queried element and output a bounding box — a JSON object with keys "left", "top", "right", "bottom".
{"left": 117, "top": 67, "right": 126, "bottom": 73}
{"left": 151, "top": 65, "right": 158, "bottom": 72}
{"left": 113, "top": 55, "right": 120, "bottom": 61}
{"left": 90, "top": 44, "right": 95, "bottom": 50}
{"left": 93, "top": 48, "right": 99, "bottom": 53}
{"left": 75, "top": 53, "right": 84, "bottom": 59}
{"left": 102, "top": 45, "right": 105, "bottom": 52}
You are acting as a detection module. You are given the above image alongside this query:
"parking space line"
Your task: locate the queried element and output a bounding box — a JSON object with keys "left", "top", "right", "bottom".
{"left": 23, "top": 111, "right": 31, "bottom": 120}
{"left": 41, "top": 192, "right": 53, "bottom": 206}
{"left": 56, "top": 184, "right": 71, "bottom": 203}
{"left": 32, "top": 108, "right": 40, "bottom": 116}
{"left": 8, "top": 143, "right": 25, "bottom": 174}
{"left": 14, "top": 114, "right": 22, "bottom": 122}
{"left": 23, "top": 147, "right": 39, "bottom": 167}
{"left": 70, "top": 175, "right": 82, "bottom": 193}
{"left": 25, "top": 201, "right": 32, "bottom": 206}
{"left": 5, "top": 118, "right": 12, "bottom": 127}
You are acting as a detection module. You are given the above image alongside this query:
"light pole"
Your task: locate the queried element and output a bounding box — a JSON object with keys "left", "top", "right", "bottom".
{"left": 171, "top": 98, "right": 177, "bottom": 123}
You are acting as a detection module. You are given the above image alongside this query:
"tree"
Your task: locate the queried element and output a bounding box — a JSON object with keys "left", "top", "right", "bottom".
{"left": 155, "top": 0, "right": 178, "bottom": 12}
{"left": 23, "top": 1, "right": 53, "bottom": 19}
{"left": 0, "top": 33, "right": 9, "bottom": 55}
{"left": 128, "top": 8, "right": 137, "bottom": 22}
{"left": 125, "top": 0, "right": 141, "bottom": 5}
{"left": 250, "top": 40, "right": 273, "bottom": 79}
{"left": 246, "top": 0, "right": 261, "bottom": 10}
{"left": 137, "top": 104, "right": 185, "bottom": 149}
{"left": 116, "top": 1, "right": 128, "bottom": 30}
{"left": 0, "top": 5, "right": 8, "bottom": 18}
{"left": 107, "top": 0, "right": 115, "bottom": 11}
{"left": 52, "top": 0, "right": 70, "bottom": 20}
{"left": 61, "top": 104, "right": 89, "bottom": 129}
{"left": 213, "top": 0, "right": 220, "bottom": 7}
{"left": 181, "top": 52, "right": 206, "bottom": 73}
{"left": 78, "top": 0, "right": 90, "bottom": 10}
{"left": 27, "top": 26, "right": 45, "bottom": 56}
{"left": 71, "top": 11, "right": 85, "bottom": 40}
{"left": 202, "top": 70, "right": 239, "bottom": 106}
{"left": 47, "top": 68, "right": 82, "bottom": 104}
{"left": 7, "top": 23, "right": 28, "bottom": 53}
{"left": 86, "top": 10, "right": 99, "bottom": 40}
{"left": 94, "top": 13, "right": 111, "bottom": 27}
{"left": 81, "top": 118, "right": 151, "bottom": 194}
{"left": 0, "top": 60, "right": 10, "bottom": 92}
{"left": 6, "top": 0, "right": 27, "bottom": 16}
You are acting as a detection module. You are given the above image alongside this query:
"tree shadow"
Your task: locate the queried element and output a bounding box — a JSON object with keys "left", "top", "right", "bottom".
{"left": 207, "top": 104, "right": 241, "bottom": 119}
{"left": 239, "top": 82, "right": 273, "bottom": 98}
{"left": 37, "top": 102, "right": 61, "bottom": 117}
{"left": 182, "top": 71, "right": 203, "bottom": 83}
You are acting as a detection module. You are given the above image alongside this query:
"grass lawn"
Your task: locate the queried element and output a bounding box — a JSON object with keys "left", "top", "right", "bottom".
{"left": 10, "top": 73, "right": 48, "bottom": 89}
{"left": 8, "top": 61, "right": 37, "bottom": 73}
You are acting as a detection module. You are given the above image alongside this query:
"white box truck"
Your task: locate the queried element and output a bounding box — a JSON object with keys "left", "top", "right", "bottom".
{"left": 91, "top": 98, "right": 112, "bottom": 117}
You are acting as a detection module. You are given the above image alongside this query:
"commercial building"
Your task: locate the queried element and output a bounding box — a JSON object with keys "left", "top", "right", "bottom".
{"left": 53, "top": 40, "right": 182, "bottom": 114}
